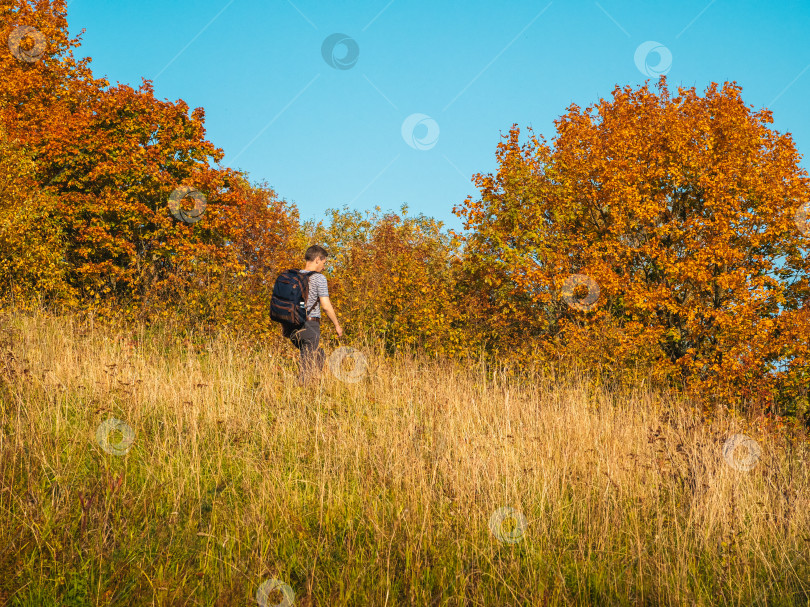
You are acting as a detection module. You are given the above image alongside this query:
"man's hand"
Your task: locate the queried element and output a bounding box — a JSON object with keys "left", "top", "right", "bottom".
{"left": 335, "top": 324, "right": 343, "bottom": 338}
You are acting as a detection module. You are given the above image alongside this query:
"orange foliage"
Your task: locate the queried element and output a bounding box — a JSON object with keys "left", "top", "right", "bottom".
{"left": 453, "top": 77, "right": 810, "bottom": 416}
{"left": 1, "top": 0, "right": 301, "bottom": 331}
{"left": 304, "top": 205, "right": 474, "bottom": 358}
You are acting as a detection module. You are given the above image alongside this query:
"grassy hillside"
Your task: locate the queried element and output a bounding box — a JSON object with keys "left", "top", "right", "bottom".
{"left": 0, "top": 308, "right": 808, "bottom": 606}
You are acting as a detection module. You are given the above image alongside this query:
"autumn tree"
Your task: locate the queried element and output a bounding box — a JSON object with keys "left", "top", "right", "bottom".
{"left": 0, "top": 126, "right": 74, "bottom": 308}
{"left": 454, "top": 77, "right": 810, "bottom": 419}
{"left": 1, "top": 0, "right": 302, "bottom": 332}
{"left": 303, "top": 205, "right": 474, "bottom": 358}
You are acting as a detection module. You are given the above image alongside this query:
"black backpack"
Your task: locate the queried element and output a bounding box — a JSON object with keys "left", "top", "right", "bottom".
{"left": 270, "top": 270, "right": 321, "bottom": 326}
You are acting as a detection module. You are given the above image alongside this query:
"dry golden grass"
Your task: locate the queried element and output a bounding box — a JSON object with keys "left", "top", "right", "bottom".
{"left": 0, "top": 306, "right": 808, "bottom": 606}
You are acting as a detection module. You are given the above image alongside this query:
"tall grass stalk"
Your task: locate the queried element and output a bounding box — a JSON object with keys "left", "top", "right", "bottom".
{"left": 0, "top": 307, "right": 808, "bottom": 606}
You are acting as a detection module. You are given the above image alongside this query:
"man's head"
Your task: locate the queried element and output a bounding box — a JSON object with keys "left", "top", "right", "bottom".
{"left": 304, "top": 244, "right": 329, "bottom": 272}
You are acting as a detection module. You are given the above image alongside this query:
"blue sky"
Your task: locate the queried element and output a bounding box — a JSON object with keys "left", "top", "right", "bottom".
{"left": 66, "top": 0, "right": 810, "bottom": 235}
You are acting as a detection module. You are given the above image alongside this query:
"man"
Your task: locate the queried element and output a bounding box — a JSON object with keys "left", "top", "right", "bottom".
{"left": 281, "top": 245, "right": 343, "bottom": 385}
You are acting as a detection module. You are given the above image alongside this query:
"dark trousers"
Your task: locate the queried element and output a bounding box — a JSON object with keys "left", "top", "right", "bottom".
{"left": 282, "top": 319, "right": 325, "bottom": 384}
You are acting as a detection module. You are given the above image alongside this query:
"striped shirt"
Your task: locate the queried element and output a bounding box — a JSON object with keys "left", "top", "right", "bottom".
{"left": 298, "top": 270, "right": 328, "bottom": 318}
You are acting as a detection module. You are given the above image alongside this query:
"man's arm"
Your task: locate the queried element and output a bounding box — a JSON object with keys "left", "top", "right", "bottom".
{"left": 319, "top": 296, "right": 343, "bottom": 337}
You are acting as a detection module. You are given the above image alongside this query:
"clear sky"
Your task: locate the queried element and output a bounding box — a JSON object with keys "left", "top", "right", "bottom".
{"left": 65, "top": 0, "right": 810, "bottom": 235}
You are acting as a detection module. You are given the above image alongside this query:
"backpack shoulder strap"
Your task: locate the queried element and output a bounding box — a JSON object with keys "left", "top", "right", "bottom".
{"left": 302, "top": 271, "right": 322, "bottom": 314}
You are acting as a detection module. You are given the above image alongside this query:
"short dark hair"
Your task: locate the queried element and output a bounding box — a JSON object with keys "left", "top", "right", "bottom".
{"left": 305, "top": 245, "right": 329, "bottom": 262}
